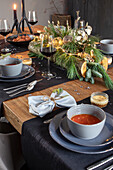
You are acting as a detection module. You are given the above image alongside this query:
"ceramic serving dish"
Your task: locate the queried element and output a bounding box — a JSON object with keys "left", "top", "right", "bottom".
{"left": 7, "top": 34, "right": 34, "bottom": 46}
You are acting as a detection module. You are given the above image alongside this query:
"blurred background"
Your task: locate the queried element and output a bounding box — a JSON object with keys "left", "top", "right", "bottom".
{"left": 0, "top": 0, "right": 66, "bottom": 26}
{"left": 0, "top": 0, "right": 113, "bottom": 38}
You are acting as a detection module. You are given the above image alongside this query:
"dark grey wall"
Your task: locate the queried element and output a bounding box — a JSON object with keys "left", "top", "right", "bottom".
{"left": 67, "top": 0, "right": 113, "bottom": 39}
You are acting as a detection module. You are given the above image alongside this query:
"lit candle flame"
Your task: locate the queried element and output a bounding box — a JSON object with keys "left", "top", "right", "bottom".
{"left": 13, "top": 3, "right": 17, "bottom": 10}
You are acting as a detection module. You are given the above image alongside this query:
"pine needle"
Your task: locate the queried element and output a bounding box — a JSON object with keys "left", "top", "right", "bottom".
{"left": 28, "top": 52, "right": 44, "bottom": 60}
{"left": 97, "top": 64, "right": 113, "bottom": 90}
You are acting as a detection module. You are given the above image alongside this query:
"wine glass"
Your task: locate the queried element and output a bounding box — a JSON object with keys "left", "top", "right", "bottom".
{"left": 28, "top": 11, "right": 38, "bottom": 35}
{"left": 40, "top": 34, "right": 56, "bottom": 80}
{"left": 0, "top": 19, "right": 11, "bottom": 53}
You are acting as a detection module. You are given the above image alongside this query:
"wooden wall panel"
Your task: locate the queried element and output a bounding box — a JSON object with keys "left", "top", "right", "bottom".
{"left": 67, "top": 0, "right": 113, "bottom": 39}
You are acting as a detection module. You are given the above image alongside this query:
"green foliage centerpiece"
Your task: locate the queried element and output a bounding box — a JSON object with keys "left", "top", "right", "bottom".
{"left": 28, "top": 19, "right": 113, "bottom": 90}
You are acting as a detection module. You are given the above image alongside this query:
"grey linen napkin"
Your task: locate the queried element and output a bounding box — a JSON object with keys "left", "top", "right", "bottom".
{"left": 28, "top": 89, "right": 77, "bottom": 117}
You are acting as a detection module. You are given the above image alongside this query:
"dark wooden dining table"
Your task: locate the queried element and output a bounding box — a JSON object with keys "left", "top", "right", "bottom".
{"left": 1, "top": 25, "right": 113, "bottom": 170}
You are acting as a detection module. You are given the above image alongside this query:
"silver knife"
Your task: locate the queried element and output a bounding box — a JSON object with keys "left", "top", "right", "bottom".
{"left": 87, "top": 155, "right": 113, "bottom": 170}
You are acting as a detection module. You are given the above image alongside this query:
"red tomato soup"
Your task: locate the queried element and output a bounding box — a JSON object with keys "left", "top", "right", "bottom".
{"left": 71, "top": 114, "right": 101, "bottom": 125}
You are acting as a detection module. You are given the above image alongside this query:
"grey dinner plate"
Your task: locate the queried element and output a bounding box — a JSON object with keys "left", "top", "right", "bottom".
{"left": 0, "top": 66, "right": 35, "bottom": 82}
{"left": 49, "top": 111, "right": 113, "bottom": 154}
{"left": 59, "top": 113, "right": 113, "bottom": 147}
{"left": 0, "top": 65, "right": 30, "bottom": 79}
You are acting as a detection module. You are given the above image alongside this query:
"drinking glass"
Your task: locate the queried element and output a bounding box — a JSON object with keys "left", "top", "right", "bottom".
{"left": 28, "top": 11, "right": 38, "bottom": 34}
{"left": 40, "top": 34, "right": 56, "bottom": 79}
{"left": 0, "top": 19, "right": 11, "bottom": 53}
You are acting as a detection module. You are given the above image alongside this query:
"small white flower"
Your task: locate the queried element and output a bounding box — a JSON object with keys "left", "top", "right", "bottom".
{"left": 81, "top": 31, "right": 86, "bottom": 37}
{"left": 75, "top": 36, "right": 82, "bottom": 41}
{"left": 77, "top": 30, "right": 82, "bottom": 34}
{"left": 85, "top": 26, "right": 92, "bottom": 35}
{"left": 78, "top": 30, "right": 86, "bottom": 37}
{"left": 82, "top": 34, "right": 88, "bottom": 41}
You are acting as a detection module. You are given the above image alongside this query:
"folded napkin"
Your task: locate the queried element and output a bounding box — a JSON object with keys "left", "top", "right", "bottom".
{"left": 0, "top": 53, "right": 11, "bottom": 60}
{"left": 28, "top": 88, "right": 76, "bottom": 117}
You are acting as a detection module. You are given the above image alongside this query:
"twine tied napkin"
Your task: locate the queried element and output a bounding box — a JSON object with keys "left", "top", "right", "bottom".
{"left": 28, "top": 88, "right": 76, "bottom": 117}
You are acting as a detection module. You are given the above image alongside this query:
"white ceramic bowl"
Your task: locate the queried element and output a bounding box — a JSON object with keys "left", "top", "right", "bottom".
{"left": 100, "top": 39, "right": 113, "bottom": 54}
{"left": 67, "top": 104, "right": 106, "bottom": 139}
{"left": 0, "top": 57, "right": 22, "bottom": 77}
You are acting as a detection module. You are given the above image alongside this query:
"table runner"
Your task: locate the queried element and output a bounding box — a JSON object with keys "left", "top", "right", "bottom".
{"left": 0, "top": 57, "right": 69, "bottom": 116}
{"left": 21, "top": 90, "right": 113, "bottom": 170}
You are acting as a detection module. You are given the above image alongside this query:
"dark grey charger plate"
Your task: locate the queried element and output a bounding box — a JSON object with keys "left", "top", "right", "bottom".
{"left": 0, "top": 65, "right": 30, "bottom": 79}
{"left": 0, "top": 66, "right": 35, "bottom": 82}
{"left": 59, "top": 113, "right": 113, "bottom": 147}
{"left": 49, "top": 111, "right": 113, "bottom": 154}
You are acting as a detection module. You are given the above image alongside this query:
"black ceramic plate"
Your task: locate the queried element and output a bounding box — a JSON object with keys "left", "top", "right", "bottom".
{"left": 6, "top": 34, "right": 34, "bottom": 46}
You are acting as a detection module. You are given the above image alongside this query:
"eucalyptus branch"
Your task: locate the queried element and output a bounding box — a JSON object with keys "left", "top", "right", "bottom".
{"left": 51, "top": 0, "right": 60, "bottom": 14}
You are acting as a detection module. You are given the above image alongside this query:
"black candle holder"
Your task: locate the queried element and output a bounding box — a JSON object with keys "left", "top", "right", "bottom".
{"left": 11, "top": 4, "right": 21, "bottom": 33}
{"left": 18, "top": 0, "right": 33, "bottom": 34}
{"left": 11, "top": 19, "right": 20, "bottom": 33}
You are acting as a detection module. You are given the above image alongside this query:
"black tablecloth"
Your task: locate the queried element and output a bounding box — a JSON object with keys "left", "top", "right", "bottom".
{"left": 21, "top": 90, "right": 113, "bottom": 170}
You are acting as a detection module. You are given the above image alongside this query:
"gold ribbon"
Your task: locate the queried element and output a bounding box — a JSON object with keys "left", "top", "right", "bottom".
{"left": 42, "top": 94, "right": 69, "bottom": 107}
{"left": 42, "top": 95, "right": 56, "bottom": 106}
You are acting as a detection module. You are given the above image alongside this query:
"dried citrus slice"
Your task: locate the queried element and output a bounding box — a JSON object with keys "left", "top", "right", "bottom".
{"left": 81, "top": 61, "right": 87, "bottom": 77}
{"left": 101, "top": 56, "right": 108, "bottom": 71}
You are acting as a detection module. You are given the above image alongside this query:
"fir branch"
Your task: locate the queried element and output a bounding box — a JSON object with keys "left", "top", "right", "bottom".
{"left": 93, "top": 48, "right": 103, "bottom": 62}
{"left": 89, "top": 35, "right": 100, "bottom": 44}
{"left": 97, "top": 64, "right": 113, "bottom": 90}
{"left": 56, "top": 53, "right": 67, "bottom": 67}
{"left": 28, "top": 52, "right": 44, "bottom": 60}
{"left": 85, "top": 46, "right": 103, "bottom": 63}
{"left": 65, "top": 55, "right": 81, "bottom": 79}
{"left": 54, "top": 49, "right": 81, "bottom": 79}
{"left": 62, "top": 41, "right": 77, "bottom": 54}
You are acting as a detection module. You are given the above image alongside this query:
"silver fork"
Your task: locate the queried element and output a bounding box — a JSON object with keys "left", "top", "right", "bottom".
{"left": 9, "top": 82, "right": 36, "bottom": 97}
{"left": 87, "top": 155, "right": 113, "bottom": 170}
{"left": 8, "top": 79, "right": 43, "bottom": 97}
{"left": 4, "top": 79, "right": 43, "bottom": 93}
{"left": 3, "top": 83, "right": 27, "bottom": 91}
{"left": 104, "top": 164, "right": 113, "bottom": 170}
{"left": 6, "top": 85, "right": 30, "bottom": 94}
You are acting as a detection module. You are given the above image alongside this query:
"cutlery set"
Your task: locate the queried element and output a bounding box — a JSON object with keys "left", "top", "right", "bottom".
{"left": 3, "top": 79, "right": 43, "bottom": 97}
